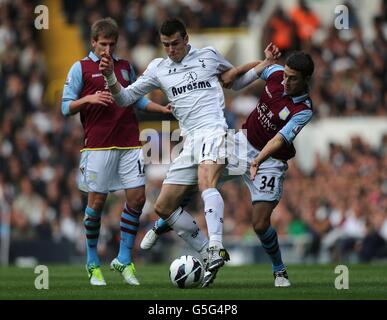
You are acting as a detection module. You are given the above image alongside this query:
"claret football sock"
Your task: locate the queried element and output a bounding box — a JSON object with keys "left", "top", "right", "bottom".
{"left": 117, "top": 204, "right": 141, "bottom": 265}
{"left": 84, "top": 207, "right": 102, "bottom": 267}
{"left": 256, "top": 225, "right": 285, "bottom": 272}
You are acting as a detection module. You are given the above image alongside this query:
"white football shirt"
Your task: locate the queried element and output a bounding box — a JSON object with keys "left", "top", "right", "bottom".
{"left": 116, "top": 46, "right": 233, "bottom": 136}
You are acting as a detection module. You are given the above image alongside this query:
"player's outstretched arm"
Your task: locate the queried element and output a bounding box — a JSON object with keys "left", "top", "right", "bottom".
{"left": 226, "top": 43, "right": 281, "bottom": 91}
{"left": 144, "top": 102, "right": 173, "bottom": 114}
{"left": 252, "top": 42, "right": 281, "bottom": 77}
{"left": 100, "top": 50, "right": 160, "bottom": 108}
{"left": 221, "top": 60, "right": 261, "bottom": 88}
{"left": 250, "top": 133, "right": 286, "bottom": 180}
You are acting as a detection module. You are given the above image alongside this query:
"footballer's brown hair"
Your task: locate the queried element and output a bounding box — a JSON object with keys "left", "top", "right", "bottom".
{"left": 91, "top": 17, "right": 119, "bottom": 41}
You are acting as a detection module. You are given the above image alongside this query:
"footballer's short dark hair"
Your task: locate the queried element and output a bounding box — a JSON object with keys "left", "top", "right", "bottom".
{"left": 159, "top": 18, "right": 187, "bottom": 38}
{"left": 91, "top": 17, "right": 119, "bottom": 41}
{"left": 285, "top": 51, "right": 315, "bottom": 78}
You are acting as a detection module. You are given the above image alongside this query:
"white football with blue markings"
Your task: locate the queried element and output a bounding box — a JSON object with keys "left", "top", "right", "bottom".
{"left": 169, "top": 255, "right": 204, "bottom": 288}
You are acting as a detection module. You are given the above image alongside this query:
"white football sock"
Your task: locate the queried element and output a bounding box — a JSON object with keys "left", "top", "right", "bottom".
{"left": 201, "top": 188, "right": 224, "bottom": 248}
{"left": 165, "top": 207, "right": 208, "bottom": 253}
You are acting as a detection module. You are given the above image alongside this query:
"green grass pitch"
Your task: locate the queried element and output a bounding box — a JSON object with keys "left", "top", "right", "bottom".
{"left": 1, "top": 263, "right": 386, "bottom": 300}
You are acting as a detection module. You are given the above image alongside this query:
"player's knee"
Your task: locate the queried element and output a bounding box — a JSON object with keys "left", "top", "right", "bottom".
{"left": 154, "top": 201, "right": 170, "bottom": 220}
{"left": 198, "top": 174, "right": 216, "bottom": 191}
{"left": 90, "top": 199, "right": 105, "bottom": 212}
{"left": 127, "top": 193, "right": 146, "bottom": 211}
{"left": 252, "top": 219, "right": 270, "bottom": 234}
{"left": 198, "top": 164, "right": 220, "bottom": 190}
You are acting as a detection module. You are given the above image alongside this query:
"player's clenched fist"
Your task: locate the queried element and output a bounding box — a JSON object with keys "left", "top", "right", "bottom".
{"left": 99, "top": 50, "right": 114, "bottom": 76}
{"left": 264, "top": 42, "right": 281, "bottom": 62}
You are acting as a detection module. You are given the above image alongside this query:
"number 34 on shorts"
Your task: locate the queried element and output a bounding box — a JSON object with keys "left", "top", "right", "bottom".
{"left": 243, "top": 173, "right": 285, "bottom": 203}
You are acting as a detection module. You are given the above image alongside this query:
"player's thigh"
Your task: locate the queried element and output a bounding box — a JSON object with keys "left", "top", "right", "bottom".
{"left": 198, "top": 130, "right": 229, "bottom": 164}
{"left": 114, "top": 148, "right": 146, "bottom": 191}
{"left": 78, "top": 150, "right": 119, "bottom": 193}
{"left": 164, "top": 143, "right": 199, "bottom": 186}
{"left": 198, "top": 162, "right": 226, "bottom": 190}
{"left": 155, "top": 184, "right": 196, "bottom": 218}
{"left": 87, "top": 191, "right": 108, "bottom": 212}
{"left": 219, "top": 131, "right": 249, "bottom": 184}
{"left": 198, "top": 130, "right": 230, "bottom": 189}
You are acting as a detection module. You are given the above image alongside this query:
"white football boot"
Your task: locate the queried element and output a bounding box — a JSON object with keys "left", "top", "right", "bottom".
{"left": 274, "top": 269, "right": 291, "bottom": 287}
{"left": 202, "top": 246, "right": 230, "bottom": 288}
{"left": 140, "top": 227, "right": 159, "bottom": 250}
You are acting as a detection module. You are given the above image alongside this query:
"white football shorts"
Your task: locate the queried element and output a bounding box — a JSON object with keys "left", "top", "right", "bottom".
{"left": 77, "top": 148, "right": 146, "bottom": 193}
{"left": 163, "top": 128, "right": 232, "bottom": 185}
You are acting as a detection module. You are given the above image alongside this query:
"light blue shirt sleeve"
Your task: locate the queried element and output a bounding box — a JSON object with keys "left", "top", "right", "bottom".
{"left": 279, "top": 109, "right": 313, "bottom": 144}
{"left": 261, "top": 64, "right": 284, "bottom": 81}
{"left": 61, "top": 61, "right": 83, "bottom": 116}
{"left": 129, "top": 66, "right": 150, "bottom": 111}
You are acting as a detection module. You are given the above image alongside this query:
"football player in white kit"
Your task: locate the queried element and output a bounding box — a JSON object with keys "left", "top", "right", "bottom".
{"left": 138, "top": 45, "right": 315, "bottom": 288}
{"left": 100, "top": 18, "right": 259, "bottom": 287}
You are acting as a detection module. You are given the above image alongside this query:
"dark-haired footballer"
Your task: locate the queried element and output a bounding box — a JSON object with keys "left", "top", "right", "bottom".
{"left": 142, "top": 46, "right": 315, "bottom": 288}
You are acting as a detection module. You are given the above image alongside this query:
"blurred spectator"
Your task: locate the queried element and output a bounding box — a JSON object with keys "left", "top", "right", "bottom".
{"left": 290, "top": 0, "right": 320, "bottom": 44}
{"left": 263, "top": 6, "right": 300, "bottom": 56}
{"left": 12, "top": 177, "right": 47, "bottom": 232}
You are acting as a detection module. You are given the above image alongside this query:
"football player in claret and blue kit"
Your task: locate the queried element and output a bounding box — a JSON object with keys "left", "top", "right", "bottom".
{"left": 141, "top": 43, "right": 315, "bottom": 288}
{"left": 61, "top": 17, "right": 171, "bottom": 286}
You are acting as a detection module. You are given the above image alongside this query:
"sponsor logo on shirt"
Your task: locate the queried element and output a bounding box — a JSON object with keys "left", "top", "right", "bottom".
{"left": 91, "top": 73, "right": 103, "bottom": 78}
{"left": 256, "top": 103, "right": 277, "bottom": 131}
{"left": 171, "top": 81, "right": 212, "bottom": 96}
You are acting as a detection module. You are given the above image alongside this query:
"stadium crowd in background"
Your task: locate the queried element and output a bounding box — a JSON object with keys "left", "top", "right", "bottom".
{"left": 1, "top": 0, "right": 386, "bottom": 264}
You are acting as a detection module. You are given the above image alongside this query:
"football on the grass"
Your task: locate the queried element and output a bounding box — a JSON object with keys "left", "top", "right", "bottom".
{"left": 169, "top": 255, "right": 204, "bottom": 288}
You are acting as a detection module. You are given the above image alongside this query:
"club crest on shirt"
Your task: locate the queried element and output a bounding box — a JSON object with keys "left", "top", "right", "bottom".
{"left": 279, "top": 106, "right": 290, "bottom": 120}
{"left": 198, "top": 59, "right": 206, "bottom": 68}
{"left": 121, "top": 69, "right": 129, "bottom": 81}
